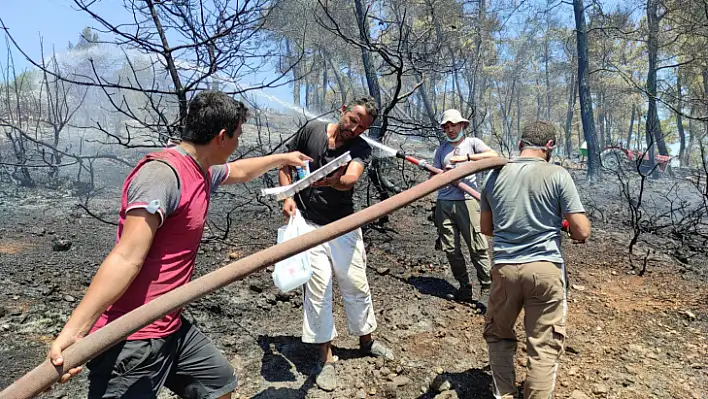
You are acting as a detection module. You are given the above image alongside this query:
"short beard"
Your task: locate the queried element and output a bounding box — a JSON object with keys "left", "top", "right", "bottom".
{"left": 337, "top": 121, "right": 351, "bottom": 139}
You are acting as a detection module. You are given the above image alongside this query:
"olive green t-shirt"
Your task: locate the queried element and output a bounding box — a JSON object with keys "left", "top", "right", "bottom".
{"left": 480, "top": 157, "right": 585, "bottom": 264}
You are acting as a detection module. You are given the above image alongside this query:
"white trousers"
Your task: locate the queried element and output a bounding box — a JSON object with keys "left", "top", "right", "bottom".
{"left": 300, "top": 222, "right": 378, "bottom": 344}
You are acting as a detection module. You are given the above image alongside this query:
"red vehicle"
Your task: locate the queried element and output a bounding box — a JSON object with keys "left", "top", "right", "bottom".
{"left": 600, "top": 145, "right": 673, "bottom": 175}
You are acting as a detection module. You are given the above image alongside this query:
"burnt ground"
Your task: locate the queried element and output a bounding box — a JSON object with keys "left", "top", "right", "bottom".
{"left": 0, "top": 168, "right": 707, "bottom": 399}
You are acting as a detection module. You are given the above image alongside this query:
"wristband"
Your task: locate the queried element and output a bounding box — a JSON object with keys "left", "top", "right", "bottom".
{"left": 467, "top": 153, "right": 471, "bottom": 162}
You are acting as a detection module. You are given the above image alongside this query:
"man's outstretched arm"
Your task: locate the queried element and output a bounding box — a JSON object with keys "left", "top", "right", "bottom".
{"left": 221, "top": 152, "right": 312, "bottom": 185}
{"left": 450, "top": 149, "right": 498, "bottom": 163}
{"left": 468, "top": 148, "right": 498, "bottom": 161}
{"left": 47, "top": 209, "right": 159, "bottom": 383}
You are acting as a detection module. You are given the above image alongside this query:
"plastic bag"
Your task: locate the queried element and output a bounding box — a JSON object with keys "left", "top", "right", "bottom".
{"left": 272, "top": 210, "right": 313, "bottom": 292}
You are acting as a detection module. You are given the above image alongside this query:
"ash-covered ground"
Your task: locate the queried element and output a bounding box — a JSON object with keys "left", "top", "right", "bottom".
{"left": 1, "top": 133, "right": 707, "bottom": 398}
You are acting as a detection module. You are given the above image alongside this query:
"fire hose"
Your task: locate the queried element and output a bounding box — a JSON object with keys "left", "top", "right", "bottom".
{"left": 0, "top": 157, "right": 508, "bottom": 399}
{"left": 394, "top": 151, "right": 580, "bottom": 242}
{"left": 395, "top": 151, "right": 481, "bottom": 200}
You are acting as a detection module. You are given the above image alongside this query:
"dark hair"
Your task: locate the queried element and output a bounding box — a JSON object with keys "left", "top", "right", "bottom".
{"left": 521, "top": 121, "right": 556, "bottom": 148}
{"left": 345, "top": 96, "right": 379, "bottom": 121}
{"left": 181, "top": 90, "right": 249, "bottom": 145}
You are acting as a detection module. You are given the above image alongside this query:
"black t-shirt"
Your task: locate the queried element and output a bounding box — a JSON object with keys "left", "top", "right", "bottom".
{"left": 285, "top": 120, "right": 372, "bottom": 225}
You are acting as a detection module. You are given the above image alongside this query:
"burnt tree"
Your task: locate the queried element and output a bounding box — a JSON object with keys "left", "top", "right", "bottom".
{"left": 573, "top": 0, "right": 601, "bottom": 179}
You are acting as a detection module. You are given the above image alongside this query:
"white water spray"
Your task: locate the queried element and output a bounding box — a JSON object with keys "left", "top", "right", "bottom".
{"left": 53, "top": 45, "right": 407, "bottom": 159}
{"left": 214, "top": 73, "right": 403, "bottom": 159}
{"left": 360, "top": 135, "right": 398, "bottom": 158}
{"left": 242, "top": 89, "right": 331, "bottom": 122}
{"left": 54, "top": 44, "right": 334, "bottom": 124}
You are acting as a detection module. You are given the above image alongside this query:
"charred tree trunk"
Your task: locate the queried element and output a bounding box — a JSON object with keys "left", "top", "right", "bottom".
{"left": 646, "top": 0, "right": 668, "bottom": 158}
{"left": 293, "top": 70, "right": 301, "bottom": 108}
{"left": 469, "top": 76, "right": 479, "bottom": 135}
{"left": 687, "top": 105, "right": 694, "bottom": 167}
{"left": 146, "top": 0, "right": 186, "bottom": 133}
{"left": 418, "top": 77, "right": 438, "bottom": 126}
{"left": 6, "top": 132, "right": 35, "bottom": 187}
{"left": 536, "top": 75, "right": 542, "bottom": 121}
{"left": 442, "top": 80, "right": 448, "bottom": 111}
{"left": 702, "top": 67, "right": 708, "bottom": 167}
{"left": 467, "top": 0, "right": 486, "bottom": 136}
{"left": 430, "top": 4, "right": 466, "bottom": 116}
{"left": 325, "top": 52, "right": 347, "bottom": 105}
{"left": 703, "top": 67, "right": 708, "bottom": 137}
{"left": 676, "top": 70, "right": 686, "bottom": 164}
{"left": 636, "top": 107, "right": 643, "bottom": 151}
{"left": 41, "top": 68, "right": 63, "bottom": 180}
{"left": 353, "top": 0, "right": 393, "bottom": 209}
{"left": 305, "top": 82, "right": 311, "bottom": 110}
{"left": 606, "top": 110, "right": 613, "bottom": 144}
{"left": 353, "top": 0, "right": 382, "bottom": 139}
{"left": 346, "top": 61, "right": 354, "bottom": 95}
{"left": 545, "top": 38, "right": 551, "bottom": 120}
{"left": 564, "top": 70, "right": 578, "bottom": 156}
{"left": 598, "top": 92, "right": 605, "bottom": 147}
{"left": 573, "top": 0, "right": 600, "bottom": 179}
{"left": 286, "top": 40, "right": 301, "bottom": 107}
{"left": 516, "top": 86, "right": 521, "bottom": 145}
{"left": 627, "top": 104, "right": 635, "bottom": 149}
{"left": 321, "top": 55, "right": 328, "bottom": 112}
{"left": 450, "top": 74, "right": 466, "bottom": 110}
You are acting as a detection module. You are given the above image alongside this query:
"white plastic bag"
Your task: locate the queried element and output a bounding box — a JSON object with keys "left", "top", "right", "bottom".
{"left": 272, "top": 210, "right": 313, "bottom": 292}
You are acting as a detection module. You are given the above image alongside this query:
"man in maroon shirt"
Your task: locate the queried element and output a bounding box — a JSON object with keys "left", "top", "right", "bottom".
{"left": 47, "top": 90, "right": 311, "bottom": 399}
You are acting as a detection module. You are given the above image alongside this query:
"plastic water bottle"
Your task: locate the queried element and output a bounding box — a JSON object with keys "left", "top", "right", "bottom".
{"left": 295, "top": 160, "right": 311, "bottom": 180}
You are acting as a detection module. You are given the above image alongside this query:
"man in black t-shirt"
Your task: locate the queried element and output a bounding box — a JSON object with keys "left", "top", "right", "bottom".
{"left": 279, "top": 97, "right": 393, "bottom": 392}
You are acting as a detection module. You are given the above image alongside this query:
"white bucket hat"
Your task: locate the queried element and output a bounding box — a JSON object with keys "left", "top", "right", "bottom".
{"left": 440, "top": 109, "right": 470, "bottom": 127}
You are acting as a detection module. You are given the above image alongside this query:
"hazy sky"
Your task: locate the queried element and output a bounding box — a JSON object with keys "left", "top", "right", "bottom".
{"left": 0, "top": 0, "right": 301, "bottom": 113}
{"left": 1, "top": 0, "right": 122, "bottom": 70}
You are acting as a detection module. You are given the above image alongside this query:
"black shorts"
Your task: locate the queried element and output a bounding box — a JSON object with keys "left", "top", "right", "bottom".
{"left": 86, "top": 318, "right": 237, "bottom": 399}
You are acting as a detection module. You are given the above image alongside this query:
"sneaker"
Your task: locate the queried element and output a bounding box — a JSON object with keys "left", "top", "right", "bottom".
{"left": 361, "top": 340, "right": 395, "bottom": 361}
{"left": 313, "top": 362, "right": 337, "bottom": 391}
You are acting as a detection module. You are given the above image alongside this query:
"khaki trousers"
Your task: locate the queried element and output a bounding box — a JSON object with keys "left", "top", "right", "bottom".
{"left": 483, "top": 261, "right": 567, "bottom": 399}
{"left": 435, "top": 199, "right": 492, "bottom": 287}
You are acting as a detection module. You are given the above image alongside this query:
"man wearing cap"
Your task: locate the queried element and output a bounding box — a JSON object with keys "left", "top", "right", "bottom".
{"left": 480, "top": 121, "right": 590, "bottom": 399}
{"left": 432, "top": 109, "right": 498, "bottom": 308}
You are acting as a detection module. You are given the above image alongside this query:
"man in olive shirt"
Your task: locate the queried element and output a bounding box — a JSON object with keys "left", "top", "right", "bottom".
{"left": 480, "top": 121, "right": 591, "bottom": 399}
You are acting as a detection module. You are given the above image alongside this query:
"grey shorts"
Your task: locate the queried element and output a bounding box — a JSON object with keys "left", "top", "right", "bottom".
{"left": 86, "top": 318, "right": 237, "bottom": 399}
